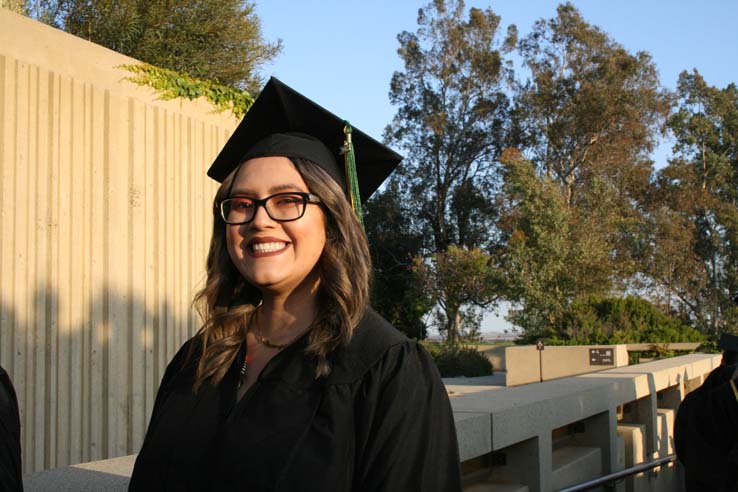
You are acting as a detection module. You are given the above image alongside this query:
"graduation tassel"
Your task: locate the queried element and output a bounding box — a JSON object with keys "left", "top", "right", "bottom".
{"left": 342, "top": 122, "right": 364, "bottom": 228}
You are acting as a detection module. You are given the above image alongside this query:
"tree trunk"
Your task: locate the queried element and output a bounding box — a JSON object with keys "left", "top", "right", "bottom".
{"left": 702, "top": 140, "right": 707, "bottom": 191}
{"left": 445, "top": 305, "right": 461, "bottom": 347}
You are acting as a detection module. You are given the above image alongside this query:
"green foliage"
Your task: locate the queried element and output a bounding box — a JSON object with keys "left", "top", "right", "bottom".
{"left": 365, "top": 179, "right": 434, "bottom": 339}
{"left": 1, "top": 0, "right": 26, "bottom": 14}
{"left": 414, "top": 245, "right": 502, "bottom": 345}
{"left": 696, "top": 340, "right": 720, "bottom": 354}
{"left": 516, "top": 295, "right": 705, "bottom": 346}
{"left": 425, "top": 345, "right": 493, "bottom": 378}
{"left": 121, "top": 63, "right": 253, "bottom": 117}
{"left": 498, "top": 151, "right": 612, "bottom": 336}
{"left": 28, "top": 0, "right": 281, "bottom": 92}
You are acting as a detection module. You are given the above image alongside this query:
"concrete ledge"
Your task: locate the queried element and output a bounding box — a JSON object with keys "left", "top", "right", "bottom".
{"left": 455, "top": 412, "right": 493, "bottom": 462}
{"left": 551, "top": 446, "right": 601, "bottom": 491}
{"left": 625, "top": 343, "right": 700, "bottom": 352}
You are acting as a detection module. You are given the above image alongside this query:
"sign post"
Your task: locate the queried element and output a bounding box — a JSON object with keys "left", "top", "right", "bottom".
{"left": 536, "top": 339, "right": 545, "bottom": 382}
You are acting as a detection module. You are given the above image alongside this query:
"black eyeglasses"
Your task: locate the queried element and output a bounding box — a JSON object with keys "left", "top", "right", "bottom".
{"left": 219, "top": 192, "right": 321, "bottom": 225}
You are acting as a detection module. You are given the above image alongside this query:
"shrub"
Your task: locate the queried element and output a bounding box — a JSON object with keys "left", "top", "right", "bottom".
{"left": 429, "top": 346, "right": 493, "bottom": 378}
{"left": 516, "top": 295, "right": 705, "bottom": 347}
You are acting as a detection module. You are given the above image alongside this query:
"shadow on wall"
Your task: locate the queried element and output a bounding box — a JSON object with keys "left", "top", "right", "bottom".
{"left": 0, "top": 284, "right": 197, "bottom": 473}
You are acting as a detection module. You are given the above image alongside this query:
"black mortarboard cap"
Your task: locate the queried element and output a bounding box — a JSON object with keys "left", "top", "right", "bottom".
{"left": 717, "top": 333, "right": 738, "bottom": 352}
{"left": 207, "top": 77, "right": 403, "bottom": 203}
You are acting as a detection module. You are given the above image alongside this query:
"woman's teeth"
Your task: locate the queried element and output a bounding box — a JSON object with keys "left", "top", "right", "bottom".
{"left": 251, "top": 242, "right": 287, "bottom": 253}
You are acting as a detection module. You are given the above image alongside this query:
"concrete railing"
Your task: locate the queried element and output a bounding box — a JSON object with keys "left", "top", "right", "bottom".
{"left": 23, "top": 354, "right": 721, "bottom": 492}
{"left": 450, "top": 353, "right": 719, "bottom": 491}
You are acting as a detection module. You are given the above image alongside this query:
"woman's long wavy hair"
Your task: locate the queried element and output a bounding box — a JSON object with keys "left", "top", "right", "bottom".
{"left": 191, "top": 157, "right": 371, "bottom": 390}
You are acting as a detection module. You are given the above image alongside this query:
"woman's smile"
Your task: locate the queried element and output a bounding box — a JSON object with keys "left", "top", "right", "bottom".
{"left": 247, "top": 236, "right": 290, "bottom": 256}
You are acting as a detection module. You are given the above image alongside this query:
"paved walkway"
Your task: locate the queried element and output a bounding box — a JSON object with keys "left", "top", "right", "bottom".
{"left": 24, "top": 455, "right": 135, "bottom": 492}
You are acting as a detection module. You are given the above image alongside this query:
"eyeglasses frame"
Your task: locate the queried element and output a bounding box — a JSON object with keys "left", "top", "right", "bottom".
{"left": 219, "top": 191, "right": 322, "bottom": 225}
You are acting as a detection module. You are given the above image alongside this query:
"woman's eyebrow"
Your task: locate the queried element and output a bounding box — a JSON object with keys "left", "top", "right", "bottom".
{"left": 229, "top": 183, "right": 306, "bottom": 195}
{"left": 269, "top": 183, "right": 306, "bottom": 193}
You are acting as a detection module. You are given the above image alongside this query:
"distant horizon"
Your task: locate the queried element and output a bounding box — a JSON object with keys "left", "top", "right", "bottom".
{"left": 426, "top": 331, "right": 518, "bottom": 341}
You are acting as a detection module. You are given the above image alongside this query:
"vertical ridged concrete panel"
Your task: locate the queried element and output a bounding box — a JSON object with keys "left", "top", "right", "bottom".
{"left": 0, "top": 10, "right": 238, "bottom": 472}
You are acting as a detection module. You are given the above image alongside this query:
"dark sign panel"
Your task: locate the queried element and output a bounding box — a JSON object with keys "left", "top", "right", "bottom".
{"left": 589, "top": 348, "right": 614, "bottom": 366}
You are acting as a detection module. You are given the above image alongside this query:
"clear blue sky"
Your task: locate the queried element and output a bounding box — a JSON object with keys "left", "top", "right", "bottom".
{"left": 255, "top": 0, "right": 738, "bottom": 333}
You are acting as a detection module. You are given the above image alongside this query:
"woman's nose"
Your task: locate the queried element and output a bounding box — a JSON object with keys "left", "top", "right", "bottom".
{"left": 250, "top": 203, "right": 276, "bottom": 227}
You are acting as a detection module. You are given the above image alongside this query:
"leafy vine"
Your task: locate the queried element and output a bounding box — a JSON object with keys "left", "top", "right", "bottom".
{"left": 120, "top": 64, "right": 253, "bottom": 117}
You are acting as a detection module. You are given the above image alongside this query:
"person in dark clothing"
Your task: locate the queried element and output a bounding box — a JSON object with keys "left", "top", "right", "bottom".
{"left": 129, "top": 78, "right": 463, "bottom": 492}
{"left": 0, "top": 365, "right": 23, "bottom": 492}
{"left": 675, "top": 331, "right": 738, "bottom": 492}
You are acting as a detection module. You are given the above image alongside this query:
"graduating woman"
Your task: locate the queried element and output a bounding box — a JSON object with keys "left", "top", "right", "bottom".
{"left": 675, "top": 333, "right": 738, "bottom": 492}
{"left": 129, "top": 78, "right": 462, "bottom": 492}
{"left": 0, "top": 365, "right": 23, "bottom": 492}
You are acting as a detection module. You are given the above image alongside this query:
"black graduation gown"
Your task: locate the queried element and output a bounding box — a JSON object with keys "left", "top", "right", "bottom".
{"left": 0, "top": 366, "right": 23, "bottom": 492}
{"left": 674, "top": 365, "right": 738, "bottom": 492}
{"left": 129, "top": 309, "right": 462, "bottom": 492}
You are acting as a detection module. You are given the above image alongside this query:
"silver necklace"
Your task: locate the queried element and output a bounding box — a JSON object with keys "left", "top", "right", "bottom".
{"left": 237, "top": 354, "right": 248, "bottom": 389}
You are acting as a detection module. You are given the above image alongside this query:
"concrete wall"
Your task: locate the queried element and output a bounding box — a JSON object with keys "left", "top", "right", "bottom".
{"left": 0, "top": 9, "right": 238, "bottom": 472}
{"left": 482, "top": 345, "right": 507, "bottom": 372}
{"left": 505, "top": 344, "right": 629, "bottom": 386}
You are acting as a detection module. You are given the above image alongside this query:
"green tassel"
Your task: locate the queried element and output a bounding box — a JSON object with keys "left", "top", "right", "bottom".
{"left": 342, "top": 121, "right": 364, "bottom": 228}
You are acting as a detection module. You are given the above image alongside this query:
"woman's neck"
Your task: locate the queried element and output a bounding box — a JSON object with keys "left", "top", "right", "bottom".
{"left": 257, "top": 273, "right": 320, "bottom": 341}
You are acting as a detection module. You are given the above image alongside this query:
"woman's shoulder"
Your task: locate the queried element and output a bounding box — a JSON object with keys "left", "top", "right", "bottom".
{"left": 158, "top": 335, "right": 203, "bottom": 388}
{"left": 326, "top": 308, "right": 429, "bottom": 385}
{"left": 171, "top": 335, "right": 202, "bottom": 366}
{"left": 0, "top": 365, "right": 19, "bottom": 422}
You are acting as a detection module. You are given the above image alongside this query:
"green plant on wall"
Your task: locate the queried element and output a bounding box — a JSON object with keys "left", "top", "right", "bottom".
{"left": 120, "top": 63, "right": 254, "bottom": 117}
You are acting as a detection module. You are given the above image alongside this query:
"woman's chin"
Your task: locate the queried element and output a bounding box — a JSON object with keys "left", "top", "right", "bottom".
{"left": 245, "top": 274, "right": 282, "bottom": 291}
{"left": 244, "top": 269, "right": 321, "bottom": 299}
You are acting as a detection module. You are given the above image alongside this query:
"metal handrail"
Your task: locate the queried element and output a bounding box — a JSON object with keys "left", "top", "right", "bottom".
{"left": 557, "top": 454, "right": 677, "bottom": 492}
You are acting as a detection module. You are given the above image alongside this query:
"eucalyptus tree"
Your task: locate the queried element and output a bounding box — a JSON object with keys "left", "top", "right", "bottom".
{"left": 381, "top": 0, "right": 516, "bottom": 344}
{"left": 649, "top": 70, "right": 738, "bottom": 333}
{"left": 501, "top": 3, "right": 671, "bottom": 337}
{"left": 385, "top": 0, "right": 515, "bottom": 253}
{"left": 514, "top": 3, "right": 670, "bottom": 209}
